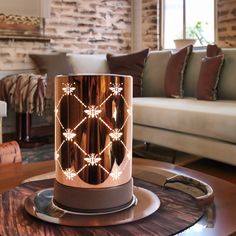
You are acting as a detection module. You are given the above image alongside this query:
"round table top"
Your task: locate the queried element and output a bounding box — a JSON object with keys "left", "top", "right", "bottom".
{"left": 0, "top": 177, "right": 203, "bottom": 235}
{"left": 0, "top": 158, "right": 236, "bottom": 236}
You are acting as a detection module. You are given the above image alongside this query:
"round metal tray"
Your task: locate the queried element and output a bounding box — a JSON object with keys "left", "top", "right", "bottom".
{"left": 24, "top": 186, "right": 160, "bottom": 227}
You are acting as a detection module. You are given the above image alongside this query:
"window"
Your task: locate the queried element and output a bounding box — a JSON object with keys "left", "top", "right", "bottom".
{"left": 162, "top": 0, "right": 215, "bottom": 49}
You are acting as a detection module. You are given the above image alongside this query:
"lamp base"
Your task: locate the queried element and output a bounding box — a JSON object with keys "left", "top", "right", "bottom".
{"left": 24, "top": 186, "right": 161, "bottom": 226}
{"left": 53, "top": 179, "right": 133, "bottom": 214}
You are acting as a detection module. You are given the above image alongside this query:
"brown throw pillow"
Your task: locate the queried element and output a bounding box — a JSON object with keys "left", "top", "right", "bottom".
{"left": 197, "top": 55, "right": 224, "bottom": 101}
{"left": 106, "top": 48, "right": 149, "bottom": 97}
{"left": 164, "top": 45, "right": 193, "bottom": 98}
{"left": 206, "top": 44, "right": 222, "bottom": 57}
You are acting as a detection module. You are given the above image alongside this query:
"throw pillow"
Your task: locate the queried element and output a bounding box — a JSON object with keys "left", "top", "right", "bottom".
{"left": 106, "top": 48, "right": 149, "bottom": 97}
{"left": 164, "top": 45, "right": 193, "bottom": 98}
{"left": 196, "top": 55, "right": 224, "bottom": 101}
{"left": 29, "top": 53, "right": 71, "bottom": 99}
{"left": 206, "top": 44, "right": 222, "bottom": 57}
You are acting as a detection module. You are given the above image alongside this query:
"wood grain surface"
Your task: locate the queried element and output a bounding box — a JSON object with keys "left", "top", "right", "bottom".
{"left": 0, "top": 178, "right": 203, "bottom": 236}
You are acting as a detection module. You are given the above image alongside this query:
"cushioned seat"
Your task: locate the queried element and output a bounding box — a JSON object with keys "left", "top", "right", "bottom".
{"left": 133, "top": 97, "right": 236, "bottom": 143}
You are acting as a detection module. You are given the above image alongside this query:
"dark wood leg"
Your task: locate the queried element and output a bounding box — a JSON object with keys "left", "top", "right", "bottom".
{"left": 15, "top": 113, "right": 45, "bottom": 148}
{"left": 145, "top": 142, "right": 150, "bottom": 151}
{"left": 172, "top": 150, "right": 177, "bottom": 164}
{"left": 16, "top": 113, "right": 23, "bottom": 141}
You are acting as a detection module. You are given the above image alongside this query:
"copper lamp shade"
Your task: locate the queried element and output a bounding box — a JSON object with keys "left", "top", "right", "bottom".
{"left": 54, "top": 74, "right": 133, "bottom": 213}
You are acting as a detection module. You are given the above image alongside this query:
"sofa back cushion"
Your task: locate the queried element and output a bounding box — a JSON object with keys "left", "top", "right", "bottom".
{"left": 184, "top": 50, "right": 206, "bottom": 97}
{"left": 30, "top": 53, "right": 71, "bottom": 99}
{"left": 142, "top": 50, "right": 205, "bottom": 98}
{"left": 142, "top": 50, "right": 171, "bottom": 97}
{"left": 67, "top": 54, "right": 109, "bottom": 74}
{"left": 142, "top": 48, "right": 236, "bottom": 100}
{"left": 185, "top": 49, "right": 236, "bottom": 100}
{"left": 218, "top": 49, "right": 236, "bottom": 100}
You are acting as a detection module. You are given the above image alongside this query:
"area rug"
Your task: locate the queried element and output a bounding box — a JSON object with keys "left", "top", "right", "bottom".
{"left": 21, "top": 144, "right": 54, "bottom": 164}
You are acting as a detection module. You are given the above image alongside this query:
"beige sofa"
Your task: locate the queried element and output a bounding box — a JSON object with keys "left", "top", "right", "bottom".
{"left": 134, "top": 49, "right": 236, "bottom": 166}
{"left": 65, "top": 49, "right": 236, "bottom": 166}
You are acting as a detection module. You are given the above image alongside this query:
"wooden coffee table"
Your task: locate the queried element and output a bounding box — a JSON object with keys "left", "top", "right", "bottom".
{"left": 0, "top": 158, "right": 236, "bottom": 236}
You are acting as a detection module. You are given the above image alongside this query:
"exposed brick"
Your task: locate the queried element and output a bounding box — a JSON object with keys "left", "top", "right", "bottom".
{"left": 0, "top": 0, "right": 132, "bottom": 134}
{"left": 142, "top": 0, "right": 159, "bottom": 50}
{"left": 218, "top": 10, "right": 229, "bottom": 16}
{"left": 218, "top": 0, "right": 236, "bottom": 47}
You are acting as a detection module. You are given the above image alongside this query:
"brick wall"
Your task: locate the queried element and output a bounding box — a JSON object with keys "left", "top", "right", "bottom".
{"left": 0, "top": 0, "right": 132, "bottom": 71}
{"left": 218, "top": 0, "right": 236, "bottom": 47}
{"left": 47, "top": 0, "right": 132, "bottom": 53}
{"left": 142, "top": 0, "right": 160, "bottom": 50}
{"left": 0, "top": 0, "right": 132, "bottom": 135}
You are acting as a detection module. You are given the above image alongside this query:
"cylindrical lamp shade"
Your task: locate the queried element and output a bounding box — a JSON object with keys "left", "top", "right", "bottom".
{"left": 54, "top": 74, "right": 133, "bottom": 213}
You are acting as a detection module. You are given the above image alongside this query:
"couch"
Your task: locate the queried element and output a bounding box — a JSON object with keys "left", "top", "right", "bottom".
{"left": 134, "top": 49, "right": 236, "bottom": 166}
{"left": 61, "top": 49, "right": 236, "bottom": 166}
{"left": 0, "top": 101, "right": 7, "bottom": 143}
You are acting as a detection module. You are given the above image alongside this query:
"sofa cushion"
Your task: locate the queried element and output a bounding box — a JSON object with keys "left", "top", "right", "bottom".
{"left": 197, "top": 55, "right": 224, "bottom": 101}
{"left": 142, "top": 50, "right": 171, "bottom": 97}
{"left": 217, "top": 49, "right": 236, "bottom": 100}
{"left": 67, "top": 54, "right": 109, "bottom": 74}
{"left": 30, "top": 53, "right": 71, "bottom": 99}
{"left": 164, "top": 45, "right": 193, "bottom": 98}
{"left": 106, "top": 49, "right": 149, "bottom": 97}
{"left": 133, "top": 97, "right": 236, "bottom": 143}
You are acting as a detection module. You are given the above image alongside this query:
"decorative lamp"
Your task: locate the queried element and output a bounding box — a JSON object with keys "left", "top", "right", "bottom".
{"left": 54, "top": 74, "right": 133, "bottom": 213}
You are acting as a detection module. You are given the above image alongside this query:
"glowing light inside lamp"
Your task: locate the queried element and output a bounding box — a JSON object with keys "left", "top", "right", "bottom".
{"left": 110, "top": 166, "right": 122, "bottom": 181}
{"left": 84, "top": 154, "right": 102, "bottom": 166}
{"left": 63, "top": 129, "right": 76, "bottom": 141}
{"left": 62, "top": 83, "right": 76, "bottom": 95}
{"left": 109, "top": 82, "right": 123, "bottom": 95}
{"left": 84, "top": 106, "right": 102, "bottom": 118}
{"left": 63, "top": 168, "right": 77, "bottom": 180}
{"left": 109, "top": 129, "right": 123, "bottom": 141}
{"left": 55, "top": 81, "right": 132, "bottom": 182}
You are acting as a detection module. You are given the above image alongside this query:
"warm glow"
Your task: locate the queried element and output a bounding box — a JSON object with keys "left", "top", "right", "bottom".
{"left": 62, "top": 83, "right": 76, "bottom": 95}
{"left": 84, "top": 154, "right": 102, "bottom": 166}
{"left": 56, "top": 82, "right": 131, "bottom": 181}
{"left": 110, "top": 166, "right": 122, "bottom": 180}
{"left": 109, "top": 129, "right": 123, "bottom": 141}
{"left": 109, "top": 82, "right": 123, "bottom": 95}
{"left": 63, "top": 129, "right": 76, "bottom": 141}
{"left": 84, "top": 105, "right": 102, "bottom": 118}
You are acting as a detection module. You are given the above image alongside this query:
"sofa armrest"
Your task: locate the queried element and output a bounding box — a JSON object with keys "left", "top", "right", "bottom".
{"left": 0, "top": 101, "right": 7, "bottom": 143}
